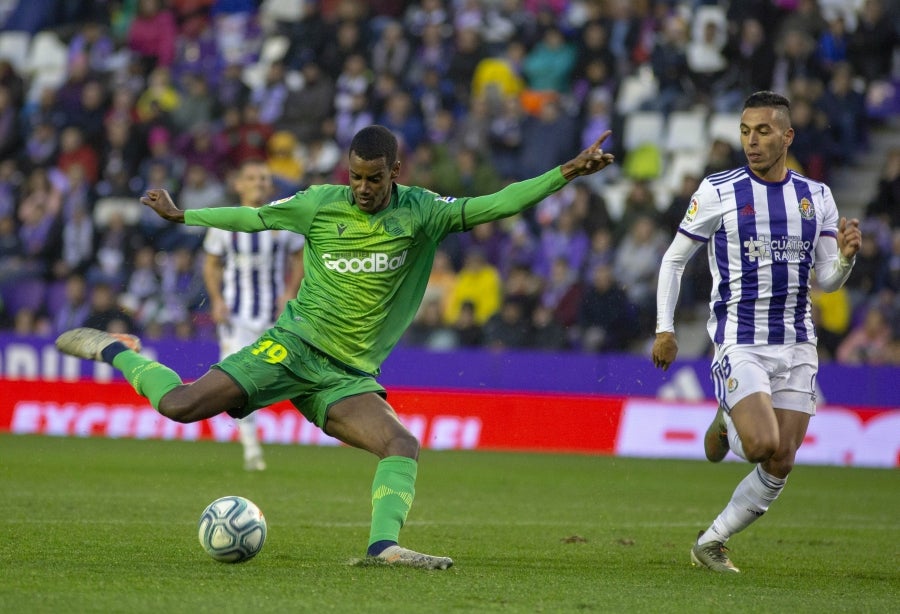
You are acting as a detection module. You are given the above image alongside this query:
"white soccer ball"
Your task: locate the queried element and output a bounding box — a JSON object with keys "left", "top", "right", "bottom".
{"left": 198, "top": 495, "right": 267, "bottom": 563}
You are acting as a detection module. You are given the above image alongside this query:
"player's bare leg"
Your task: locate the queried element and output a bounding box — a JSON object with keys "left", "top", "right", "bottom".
{"left": 703, "top": 406, "right": 730, "bottom": 462}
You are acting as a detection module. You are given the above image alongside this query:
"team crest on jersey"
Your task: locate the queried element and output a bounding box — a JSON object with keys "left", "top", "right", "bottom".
{"left": 684, "top": 197, "right": 699, "bottom": 222}
{"left": 798, "top": 197, "right": 815, "bottom": 219}
{"left": 727, "top": 377, "right": 739, "bottom": 393}
{"left": 382, "top": 216, "right": 404, "bottom": 236}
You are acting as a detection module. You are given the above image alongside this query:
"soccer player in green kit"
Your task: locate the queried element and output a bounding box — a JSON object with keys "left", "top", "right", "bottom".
{"left": 56, "top": 125, "right": 616, "bottom": 569}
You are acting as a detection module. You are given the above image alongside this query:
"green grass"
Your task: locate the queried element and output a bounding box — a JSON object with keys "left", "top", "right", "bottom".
{"left": 0, "top": 434, "right": 897, "bottom": 613}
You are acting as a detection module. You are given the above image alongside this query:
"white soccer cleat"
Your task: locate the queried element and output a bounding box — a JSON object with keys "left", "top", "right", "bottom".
{"left": 244, "top": 454, "right": 267, "bottom": 471}
{"left": 691, "top": 532, "right": 740, "bottom": 573}
{"left": 55, "top": 327, "right": 142, "bottom": 361}
{"left": 375, "top": 545, "right": 453, "bottom": 570}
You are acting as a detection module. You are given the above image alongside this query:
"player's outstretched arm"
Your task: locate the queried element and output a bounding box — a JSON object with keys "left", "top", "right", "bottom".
{"left": 560, "top": 130, "right": 616, "bottom": 180}
{"left": 140, "top": 189, "right": 185, "bottom": 223}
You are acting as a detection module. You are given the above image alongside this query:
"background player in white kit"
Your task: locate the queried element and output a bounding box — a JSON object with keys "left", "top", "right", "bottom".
{"left": 203, "top": 160, "right": 305, "bottom": 470}
{"left": 651, "top": 91, "right": 862, "bottom": 572}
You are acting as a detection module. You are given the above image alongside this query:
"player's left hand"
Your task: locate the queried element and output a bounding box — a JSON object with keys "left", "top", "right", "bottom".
{"left": 837, "top": 217, "right": 861, "bottom": 259}
{"left": 561, "top": 130, "right": 616, "bottom": 180}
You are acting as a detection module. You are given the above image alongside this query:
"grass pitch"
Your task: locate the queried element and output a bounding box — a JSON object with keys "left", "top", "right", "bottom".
{"left": 1, "top": 434, "right": 896, "bottom": 613}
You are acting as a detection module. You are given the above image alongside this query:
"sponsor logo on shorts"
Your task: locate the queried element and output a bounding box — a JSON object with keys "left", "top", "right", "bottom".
{"left": 322, "top": 250, "right": 408, "bottom": 273}
{"left": 727, "top": 377, "right": 739, "bottom": 393}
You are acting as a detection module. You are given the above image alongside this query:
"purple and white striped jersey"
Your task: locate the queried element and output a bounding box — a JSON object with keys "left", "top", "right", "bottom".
{"left": 203, "top": 228, "right": 305, "bottom": 329}
{"left": 678, "top": 166, "right": 839, "bottom": 346}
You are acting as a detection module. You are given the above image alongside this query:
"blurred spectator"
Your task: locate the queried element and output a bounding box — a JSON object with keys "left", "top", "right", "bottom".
{"left": 530, "top": 304, "right": 568, "bottom": 351}
{"left": 266, "top": 130, "right": 303, "bottom": 190}
{"left": 278, "top": 61, "right": 334, "bottom": 143}
{"left": 522, "top": 25, "right": 576, "bottom": 95}
{"left": 517, "top": 98, "right": 578, "bottom": 180}
{"left": 540, "top": 256, "right": 583, "bottom": 328}
{"left": 82, "top": 281, "right": 137, "bottom": 333}
{"left": 57, "top": 126, "right": 99, "bottom": 184}
{"left": 835, "top": 306, "right": 894, "bottom": 365}
{"left": 843, "top": 233, "right": 886, "bottom": 301}
{"left": 120, "top": 244, "right": 162, "bottom": 328}
{"left": 451, "top": 300, "right": 483, "bottom": 348}
{"left": 171, "top": 72, "right": 215, "bottom": 133}
{"left": 816, "top": 15, "right": 849, "bottom": 77}
{"left": 536, "top": 206, "right": 589, "bottom": 279}
{"left": 174, "top": 122, "right": 226, "bottom": 180}
{"left": 371, "top": 19, "right": 411, "bottom": 79}
{"left": 810, "top": 276, "right": 852, "bottom": 360}
{"left": 53, "top": 273, "right": 91, "bottom": 335}
{"left": 444, "top": 248, "right": 502, "bottom": 326}
{"left": 250, "top": 61, "right": 289, "bottom": 127}
{"left": 223, "top": 103, "right": 273, "bottom": 169}
{"left": 818, "top": 62, "right": 867, "bottom": 164}
{"left": 487, "top": 96, "right": 525, "bottom": 182}
{"left": 471, "top": 40, "right": 526, "bottom": 104}
{"left": 865, "top": 147, "right": 900, "bottom": 228}
{"left": 319, "top": 18, "right": 368, "bottom": 79}
{"left": 404, "top": 297, "right": 459, "bottom": 350}
{"left": 420, "top": 248, "right": 457, "bottom": 321}
{"left": 576, "top": 263, "right": 637, "bottom": 352}
{"left": 431, "top": 147, "right": 502, "bottom": 198}
{"left": 722, "top": 17, "right": 775, "bottom": 96}
{"left": 378, "top": 90, "right": 426, "bottom": 153}
{"left": 55, "top": 203, "right": 94, "bottom": 278}
{"left": 847, "top": 0, "right": 898, "bottom": 84}
{"left": 686, "top": 7, "right": 730, "bottom": 108}
{"left": 771, "top": 28, "right": 825, "bottom": 93}
{"left": 213, "top": 62, "right": 251, "bottom": 115}
{"left": 787, "top": 96, "right": 834, "bottom": 181}
{"left": 0, "top": 85, "right": 21, "bottom": 160}
{"left": 482, "top": 296, "right": 531, "bottom": 350}
{"left": 135, "top": 66, "right": 181, "bottom": 123}
{"left": 614, "top": 214, "right": 667, "bottom": 333}
{"left": 128, "top": 0, "right": 178, "bottom": 70}
{"left": 87, "top": 210, "right": 141, "bottom": 290}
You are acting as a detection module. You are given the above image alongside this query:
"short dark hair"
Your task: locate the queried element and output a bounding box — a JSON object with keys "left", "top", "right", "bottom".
{"left": 349, "top": 125, "right": 398, "bottom": 165}
{"left": 743, "top": 90, "right": 791, "bottom": 113}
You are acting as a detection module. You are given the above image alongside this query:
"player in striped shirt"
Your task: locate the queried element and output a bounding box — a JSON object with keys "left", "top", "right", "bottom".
{"left": 202, "top": 160, "right": 304, "bottom": 471}
{"left": 56, "top": 125, "right": 616, "bottom": 569}
{"left": 652, "top": 91, "right": 862, "bottom": 573}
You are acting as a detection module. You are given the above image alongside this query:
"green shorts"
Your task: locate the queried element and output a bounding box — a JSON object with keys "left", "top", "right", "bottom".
{"left": 214, "top": 328, "right": 386, "bottom": 429}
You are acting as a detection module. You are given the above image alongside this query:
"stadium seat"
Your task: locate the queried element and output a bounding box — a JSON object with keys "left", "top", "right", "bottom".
{"left": 664, "top": 109, "right": 709, "bottom": 154}
{"left": 708, "top": 112, "right": 742, "bottom": 149}
{"left": 623, "top": 111, "right": 666, "bottom": 150}
{"left": 615, "top": 66, "right": 658, "bottom": 114}
{"left": 24, "top": 30, "right": 67, "bottom": 77}
{"left": 601, "top": 180, "right": 632, "bottom": 222}
{"left": 661, "top": 150, "right": 708, "bottom": 193}
{"left": 93, "top": 197, "right": 143, "bottom": 228}
{"left": 0, "top": 30, "right": 31, "bottom": 73}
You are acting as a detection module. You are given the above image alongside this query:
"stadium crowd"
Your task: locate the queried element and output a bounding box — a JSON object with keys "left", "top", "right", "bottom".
{"left": 0, "top": 0, "right": 898, "bottom": 365}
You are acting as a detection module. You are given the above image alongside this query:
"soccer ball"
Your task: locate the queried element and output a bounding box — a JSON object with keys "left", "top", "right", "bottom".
{"left": 198, "top": 495, "right": 267, "bottom": 563}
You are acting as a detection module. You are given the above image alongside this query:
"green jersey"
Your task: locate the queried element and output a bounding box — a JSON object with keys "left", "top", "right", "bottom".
{"left": 185, "top": 167, "right": 568, "bottom": 375}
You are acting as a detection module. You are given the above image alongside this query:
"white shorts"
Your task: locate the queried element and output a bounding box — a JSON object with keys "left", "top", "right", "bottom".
{"left": 710, "top": 342, "right": 818, "bottom": 415}
{"left": 218, "top": 322, "right": 271, "bottom": 359}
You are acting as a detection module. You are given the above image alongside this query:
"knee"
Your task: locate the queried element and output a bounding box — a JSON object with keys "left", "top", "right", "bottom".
{"left": 385, "top": 430, "right": 420, "bottom": 460}
{"left": 742, "top": 433, "right": 779, "bottom": 464}
{"left": 157, "top": 390, "right": 202, "bottom": 423}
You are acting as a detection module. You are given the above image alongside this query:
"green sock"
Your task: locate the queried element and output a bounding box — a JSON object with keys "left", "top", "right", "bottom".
{"left": 112, "top": 351, "right": 183, "bottom": 410}
{"left": 368, "top": 456, "right": 417, "bottom": 547}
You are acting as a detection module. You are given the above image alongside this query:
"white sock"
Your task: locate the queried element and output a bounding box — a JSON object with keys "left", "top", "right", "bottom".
{"left": 723, "top": 411, "right": 747, "bottom": 461}
{"left": 236, "top": 416, "right": 263, "bottom": 460}
{"left": 699, "top": 465, "right": 786, "bottom": 544}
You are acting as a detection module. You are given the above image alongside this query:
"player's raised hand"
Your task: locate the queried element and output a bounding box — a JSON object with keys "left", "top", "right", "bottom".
{"left": 561, "top": 130, "right": 616, "bottom": 180}
{"left": 140, "top": 188, "right": 185, "bottom": 223}
{"left": 837, "top": 217, "right": 861, "bottom": 259}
